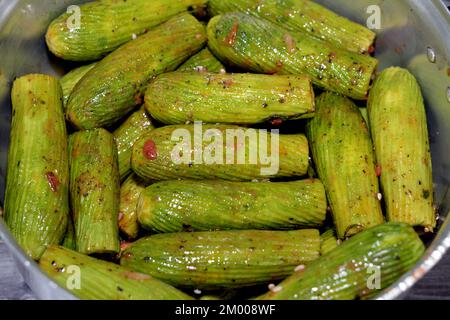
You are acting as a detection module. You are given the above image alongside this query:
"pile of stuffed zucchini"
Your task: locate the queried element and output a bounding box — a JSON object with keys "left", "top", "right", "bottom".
{"left": 3, "top": 0, "right": 435, "bottom": 300}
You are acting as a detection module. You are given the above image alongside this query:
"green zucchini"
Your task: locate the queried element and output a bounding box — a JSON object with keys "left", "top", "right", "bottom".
{"left": 69, "top": 129, "right": 120, "bottom": 255}
{"left": 359, "top": 107, "right": 370, "bottom": 131}
{"left": 178, "top": 48, "right": 225, "bottom": 72}
{"left": 131, "top": 124, "right": 309, "bottom": 181}
{"left": 119, "top": 174, "right": 149, "bottom": 240}
{"left": 207, "top": 13, "right": 378, "bottom": 100}
{"left": 113, "top": 106, "right": 155, "bottom": 180}
{"left": 40, "top": 246, "right": 193, "bottom": 300}
{"left": 62, "top": 216, "right": 77, "bottom": 251}
{"left": 46, "top": 0, "right": 208, "bottom": 61}
{"left": 66, "top": 13, "right": 206, "bottom": 130}
{"left": 257, "top": 223, "right": 424, "bottom": 300}
{"left": 120, "top": 229, "right": 320, "bottom": 289}
{"left": 60, "top": 62, "right": 97, "bottom": 107}
{"left": 320, "top": 229, "right": 338, "bottom": 256}
{"left": 5, "top": 74, "right": 69, "bottom": 260}
{"left": 137, "top": 179, "right": 326, "bottom": 233}
{"left": 307, "top": 92, "right": 384, "bottom": 239}
{"left": 145, "top": 72, "right": 315, "bottom": 125}
{"left": 208, "top": 0, "right": 376, "bottom": 54}
{"left": 368, "top": 67, "right": 436, "bottom": 231}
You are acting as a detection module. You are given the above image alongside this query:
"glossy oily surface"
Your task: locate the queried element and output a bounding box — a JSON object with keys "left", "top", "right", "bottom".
{"left": 138, "top": 179, "right": 327, "bottom": 232}
{"left": 307, "top": 92, "right": 384, "bottom": 239}
{"left": 208, "top": 0, "right": 376, "bottom": 54}
{"left": 121, "top": 229, "right": 320, "bottom": 289}
{"left": 69, "top": 129, "right": 120, "bottom": 255}
{"left": 131, "top": 125, "right": 309, "bottom": 181}
{"left": 113, "top": 107, "right": 155, "bottom": 180}
{"left": 145, "top": 72, "right": 315, "bottom": 125}
{"left": 46, "top": 0, "right": 208, "bottom": 61}
{"left": 66, "top": 13, "right": 206, "bottom": 130}
{"left": 368, "top": 67, "right": 435, "bottom": 230}
{"left": 5, "top": 74, "right": 69, "bottom": 260}
{"left": 257, "top": 223, "right": 424, "bottom": 300}
{"left": 207, "top": 13, "right": 378, "bottom": 100}
{"left": 119, "top": 174, "right": 148, "bottom": 240}
{"left": 40, "top": 246, "right": 193, "bottom": 300}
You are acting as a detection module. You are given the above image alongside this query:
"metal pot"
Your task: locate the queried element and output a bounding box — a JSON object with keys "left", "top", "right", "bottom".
{"left": 0, "top": 0, "right": 449, "bottom": 300}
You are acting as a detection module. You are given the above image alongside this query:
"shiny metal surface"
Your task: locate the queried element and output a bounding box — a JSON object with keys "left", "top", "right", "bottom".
{"left": 0, "top": 0, "right": 449, "bottom": 300}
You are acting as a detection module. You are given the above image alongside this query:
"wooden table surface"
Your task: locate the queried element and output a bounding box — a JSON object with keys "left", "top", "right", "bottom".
{"left": 1, "top": 237, "right": 450, "bottom": 300}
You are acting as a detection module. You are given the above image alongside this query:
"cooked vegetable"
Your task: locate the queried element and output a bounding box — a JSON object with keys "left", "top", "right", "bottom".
{"left": 178, "top": 48, "right": 225, "bottom": 72}
{"left": 368, "top": 67, "right": 436, "bottom": 231}
{"left": 208, "top": 0, "right": 376, "bottom": 54}
{"left": 5, "top": 0, "right": 435, "bottom": 302}
{"left": 257, "top": 223, "right": 424, "bottom": 300}
{"left": 69, "top": 129, "right": 120, "bottom": 255}
{"left": 137, "top": 179, "right": 326, "bottom": 233}
{"left": 46, "top": 0, "right": 208, "bottom": 61}
{"left": 113, "top": 107, "right": 155, "bottom": 180}
{"left": 60, "top": 62, "right": 97, "bottom": 107}
{"left": 145, "top": 72, "right": 315, "bottom": 125}
{"left": 307, "top": 92, "right": 384, "bottom": 239}
{"left": 62, "top": 216, "right": 76, "bottom": 251}
{"left": 119, "top": 174, "right": 148, "bottom": 240}
{"left": 320, "top": 229, "right": 338, "bottom": 255}
{"left": 207, "top": 13, "right": 378, "bottom": 100}
{"left": 40, "top": 246, "right": 193, "bottom": 300}
{"left": 359, "top": 107, "right": 370, "bottom": 130}
{"left": 5, "top": 74, "right": 69, "bottom": 260}
{"left": 131, "top": 124, "right": 309, "bottom": 181}
{"left": 120, "top": 229, "right": 320, "bottom": 289}
{"left": 66, "top": 13, "right": 206, "bottom": 130}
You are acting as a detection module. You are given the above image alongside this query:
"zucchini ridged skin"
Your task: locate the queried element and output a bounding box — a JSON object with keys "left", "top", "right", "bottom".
{"left": 66, "top": 13, "right": 206, "bottom": 130}
{"left": 113, "top": 106, "right": 155, "bottom": 181}
{"left": 119, "top": 174, "right": 149, "bottom": 240}
{"left": 120, "top": 229, "right": 320, "bottom": 289}
{"left": 307, "top": 92, "right": 384, "bottom": 239}
{"left": 368, "top": 67, "right": 436, "bottom": 230}
{"left": 46, "top": 0, "right": 208, "bottom": 61}
{"left": 178, "top": 48, "right": 225, "bottom": 73}
{"left": 40, "top": 246, "right": 193, "bottom": 300}
{"left": 359, "top": 107, "right": 370, "bottom": 131}
{"left": 69, "top": 129, "right": 120, "bottom": 255}
{"left": 60, "top": 62, "right": 97, "bottom": 107}
{"left": 257, "top": 223, "right": 425, "bottom": 300}
{"left": 207, "top": 13, "right": 378, "bottom": 100}
{"left": 320, "top": 229, "right": 338, "bottom": 256}
{"left": 145, "top": 72, "right": 315, "bottom": 125}
{"left": 131, "top": 125, "right": 309, "bottom": 181}
{"left": 208, "top": 0, "right": 376, "bottom": 54}
{"left": 62, "top": 216, "right": 77, "bottom": 251}
{"left": 137, "top": 179, "right": 327, "bottom": 233}
{"left": 5, "top": 74, "right": 69, "bottom": 260}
